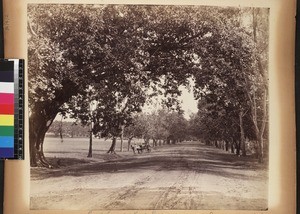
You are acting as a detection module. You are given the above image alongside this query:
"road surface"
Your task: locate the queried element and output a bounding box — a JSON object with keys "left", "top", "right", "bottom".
{"left": 30, "top": 141, "right": 268, "bottom": 210}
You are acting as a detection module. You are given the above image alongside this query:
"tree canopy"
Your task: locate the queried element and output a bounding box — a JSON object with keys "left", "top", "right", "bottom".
{"left": 28, "top": 4, "right": 269, "bottom": 167}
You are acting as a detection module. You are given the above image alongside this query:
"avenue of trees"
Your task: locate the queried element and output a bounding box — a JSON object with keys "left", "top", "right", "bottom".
{"left": 28, "top": 5, "right": 269, "bottom": 167}
{"left": 47, "top": 120, "right": 90, "bottom": 138}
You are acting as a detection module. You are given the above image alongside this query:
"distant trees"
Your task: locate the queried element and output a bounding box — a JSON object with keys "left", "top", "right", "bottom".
{"left": 189, "top": 99, "right": 256, "bottom": 156}
{"left": 123, "top": 109, "right": 188, "bottom": 149}
{"left": 47, "top": 121, "right": 90, "bottom": 138}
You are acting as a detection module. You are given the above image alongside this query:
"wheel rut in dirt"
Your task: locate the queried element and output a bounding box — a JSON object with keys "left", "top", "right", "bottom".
{"left": 31, "top": 141, "right": 268, "bottom": 210}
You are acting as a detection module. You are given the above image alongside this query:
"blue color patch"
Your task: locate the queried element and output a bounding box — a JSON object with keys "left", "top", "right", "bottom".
{"left": 0, "top": 136, "right": 13, "bottom": 148}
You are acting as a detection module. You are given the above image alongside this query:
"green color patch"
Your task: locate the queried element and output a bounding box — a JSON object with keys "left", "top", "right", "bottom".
{"left": 0, "top": 126, "right": 14, "bottom": 136}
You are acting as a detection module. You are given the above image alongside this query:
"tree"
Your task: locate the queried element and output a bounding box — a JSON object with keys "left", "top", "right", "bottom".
{"left": 28, "top": 5, "right": 108, "bottom": 166}
{"left": 124, "top": 114, "right": 147, "bottom": 151}
{"left": 68, "top": 88, "right": 99, "bottom": 157}
{"left": 28, "top": 5, "right": 151, "bottom": 164}
{"left": 28, "top": 5, "right": 202, "bottom": 166}
{"left": 246, "top": 8, "right": 269, "bottom": 162}
{"left": 190, "top": 8, "right": 269, "bottom": 161}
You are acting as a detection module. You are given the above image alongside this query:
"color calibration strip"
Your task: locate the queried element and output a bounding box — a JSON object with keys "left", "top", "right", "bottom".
{"left": 0, "top": 59, "right": 24, "bottom": 159}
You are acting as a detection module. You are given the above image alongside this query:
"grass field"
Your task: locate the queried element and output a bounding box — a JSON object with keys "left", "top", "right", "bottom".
{"left": 43, "top": 137, "right": 143, "bottom": 159}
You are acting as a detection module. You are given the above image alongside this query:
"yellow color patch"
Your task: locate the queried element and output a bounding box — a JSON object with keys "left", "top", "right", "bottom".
{"left": 0, "top": 115, "right": 14, "bottom": 126}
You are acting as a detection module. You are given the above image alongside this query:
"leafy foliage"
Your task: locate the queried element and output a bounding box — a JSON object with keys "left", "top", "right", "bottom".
{"left": 28, "top": 4, "right": 269, "bottom": 166}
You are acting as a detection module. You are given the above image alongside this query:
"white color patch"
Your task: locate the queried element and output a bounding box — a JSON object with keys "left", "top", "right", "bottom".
{"left": 0, "top": 82, "right": 14, "bottom": 93}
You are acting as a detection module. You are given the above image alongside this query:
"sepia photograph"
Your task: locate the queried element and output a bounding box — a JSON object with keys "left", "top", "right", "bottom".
{"left": 28, "top": 4, "right": 269, "bottom": 210}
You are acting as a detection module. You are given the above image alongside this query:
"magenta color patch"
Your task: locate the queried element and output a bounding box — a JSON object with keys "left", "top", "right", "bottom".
{"left": 0, "top": 93, "right": 14, "bottom": 104}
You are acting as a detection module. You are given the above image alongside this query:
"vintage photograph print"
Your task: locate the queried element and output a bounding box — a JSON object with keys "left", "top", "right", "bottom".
{"left": 28, "top": 4, "right": 269, "bottom": 210}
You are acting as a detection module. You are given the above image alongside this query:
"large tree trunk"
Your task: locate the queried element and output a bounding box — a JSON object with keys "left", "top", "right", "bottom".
{"left": 29, "top": 112, "right": 56, "bottom": 168}
{"left": 235, "top": 139, "right": 241, "bottom": 156}
{"left": 59, "top": 116, "right": 63, "bottom": 143}
{"left": 166, "top": 137, "right": 170, "bottom": 144}
{"left": 225, "top": 140, "right": 229, "bottom": 151}
{"left": 152, "top": 139, "right": 157, "bottom": 147}
{"left": 87, "top": 130, "right": 92, "bottom": 157}
{"left": 245, "top": 80, "right": 268, "bottom": 163}
{"left": 120, "top": 125, "right": 124, "bottom": 152}
{"left": 258, "top": 89, "right": 267, "bottom": 163}
{"left": 247, "top": 87, "right": 267, "bottom": 163}
{"left": 144, "top": 137, "right": 149, "bottom": 146}
{"left": 107, "top": 137, "right": 117, "bottom": 154}
{"left": 127, "top": 137, "right": 133, "bottom": 151}
{"left": 29, "top": 76, "right": 80, "bottom": 167}
{"left": 239, "top": 110, "right": 246, "bottom": 156}
{"left": 230, "top": 141, "right": 235, "bottom": 153}
{"left": 258, "top": 136, "right": 264, "bottom": 162}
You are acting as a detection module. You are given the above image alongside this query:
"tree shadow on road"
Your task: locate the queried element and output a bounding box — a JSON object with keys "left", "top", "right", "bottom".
{"left": 31, "top": 142, "right": 268, "bottom": 181}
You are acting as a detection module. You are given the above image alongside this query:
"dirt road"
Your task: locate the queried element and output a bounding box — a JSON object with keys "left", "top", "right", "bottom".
{"left": 30, "top": 141, "right": 268, "bottom": 210}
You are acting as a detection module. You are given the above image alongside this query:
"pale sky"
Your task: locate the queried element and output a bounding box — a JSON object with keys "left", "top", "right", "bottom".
{"left": 178, "top": 86, "right": 198, "bottom": 119}
{"left": 142, "top": 82, "right": 198, "bottom": 120}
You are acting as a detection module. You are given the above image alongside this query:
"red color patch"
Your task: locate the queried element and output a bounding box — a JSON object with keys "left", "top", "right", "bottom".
{"left": 0, "top": 104, "right": 14, "bottom": 114}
